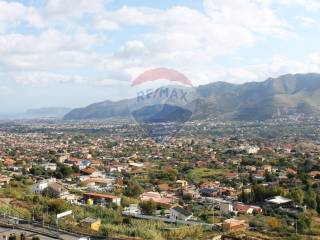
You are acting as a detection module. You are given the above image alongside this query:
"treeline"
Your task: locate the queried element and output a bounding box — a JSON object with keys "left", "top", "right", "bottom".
{"left": 29, "top": 163, "right": 79, "bottom": 179}
{"left": 239, "top": 183, "right": 320, "bottom": 212}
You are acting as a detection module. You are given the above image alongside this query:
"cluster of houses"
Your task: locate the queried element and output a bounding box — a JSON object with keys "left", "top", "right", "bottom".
{"left": 1, "top": 125, "right": 319, "bottom": 234}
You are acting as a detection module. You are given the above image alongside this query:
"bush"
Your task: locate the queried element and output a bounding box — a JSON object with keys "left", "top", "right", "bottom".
{"left": 124, "top": 181, "right": 144, "bottom": 198}
{"left": 139, "top": 200, "right": 157, "bottom": 216}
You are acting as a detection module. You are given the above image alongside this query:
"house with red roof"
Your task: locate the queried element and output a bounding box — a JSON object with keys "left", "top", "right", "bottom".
{"left": 140, "top": 191, "right": 177, "bottom": 207}
{"left": 3, "top": 158, "right": 16, "bottom": 167}
{"left": 81, "top": 167, "right": 95, "bottom": 175}
{"left": 83, "top": 192, "right": 121, "bottom": 206}
{"left": 233, "top": 202, "right": 262, "bottom": 214}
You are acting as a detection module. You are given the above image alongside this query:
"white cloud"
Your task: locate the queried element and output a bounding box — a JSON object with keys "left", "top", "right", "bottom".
{"left": 108, "top": 6, "right": 159, "bottom": 26}
{"left": 94, "top": 18, "right": 119, "bottom": 31}
{"left": 0, "top": 29, "right": 98, "bottom": 54}
{"left": 44, "top": 0, "right": 107, "bottom": 18}
{"left": 296, "top": 16, "right": 316, "bottom": 27}
{"left": 93, "top": 1, "right": 297, "bottom": 82}
{"left": 203, "top": 0, "right": 294, "bottom": 38}
{"left": 276, "top": 0, "right": 320, "bottom": 12}
{"left": 0, "top": 0, "right": 318, "bottom": 91}
{"left": 91, "top": 0, "right": 320, "bottom": 89}
{"left": 0, "top": 29, "right": 99, "bottom": 71}
{"left": 13, "top": 72, "right": 84, "bottom": 86}
{"left": 218, "top": 53, "right": 320, "bottom": 84}
{"left": 169, "top": 52, "right": 320, "bottom": 86}
{"left": 0, "top": 1, "right": 44, "bottom": 32}
{"left": 94, "top": 5, "right": 257, "bottom": 79}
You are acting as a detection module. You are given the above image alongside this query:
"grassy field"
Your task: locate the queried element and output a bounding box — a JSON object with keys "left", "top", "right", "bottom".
{"left": 187, "top": 168, "right": 227, "bottom": 183}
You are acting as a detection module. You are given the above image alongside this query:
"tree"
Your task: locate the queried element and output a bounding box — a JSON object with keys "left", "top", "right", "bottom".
{"left": 139, "top": 200, "right": 157, "bottom": 215}
{"left": 304, "top": 189, "right": 317, "bottom": 209}
{"left": 239, "top": 189, "right": 251, "bottom": 203}
{"left": 30, "top": 166, "right": 45, "bottom": 176}
{"left": 20, "top": 233, "right": 26, "bottom": 240}
{"left": 288, "top": 189, "right": 304, "bottom": 205}
{"left": 8, "top": 235, "right": 16, "bottom": 240}
{"left": 182, "top": 193, "right": 193, "bottom": 202}
{"left": 264, "top": 171, "right": 275, "bottom": 182}
{"left": 72, "top": 165, "right": 80, "bottom": 173}
{"left": 316, "top": 194, "right": 320, "bottom": 214}
{"left": 252, "top": 185, "right": 285, "bottom": 202}
{"left": 48, "top": 199, "right": 67, "bottom": 213}
{"left": 149, "top": 168, "right": 178, "bottom": 181}
{"left": 124, "top": 181, "right": 144, "bottom": 198}
{"left": 55, "top": 163, "right": 74, "bottom": 179}
{"left": 297, "top": 214, "right": 311, "bottom": 233}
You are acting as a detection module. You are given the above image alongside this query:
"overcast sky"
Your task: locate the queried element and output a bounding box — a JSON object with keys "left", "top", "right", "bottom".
{"left": 1, "top": 0, "right": 320, "bottom": 112}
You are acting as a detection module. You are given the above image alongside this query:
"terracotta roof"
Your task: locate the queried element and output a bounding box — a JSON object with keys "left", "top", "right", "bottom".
{"left": 89, "top": 159, "right": 102, "bottom": 165}
{"left": 3, "top": 158, "right": 16, "bottom": 166}
{"left": 158, "top": 183, "right": 169, "bottom": 191}
{"left": 84, "top": 178, "right": 111, "bottom": 184}
{"left": 81, "top": 167, "right": 95, "bottom": 175}
{"left": 234, "top": 202, "right": 249, "bottom": 210}
{"left": 287, "top": 168, "right": 297, "bottom": 174}
{"left": 310, "top": 171, "right": 320, "bottom": 177}
{"left": 0, "top": 175, "right": 10, "bottom": 182}
{"left": 84, "top": 192, "right": 119, "bottom": 199}
{"left": 224, "top": 172, "right": 238, "bottom": 178}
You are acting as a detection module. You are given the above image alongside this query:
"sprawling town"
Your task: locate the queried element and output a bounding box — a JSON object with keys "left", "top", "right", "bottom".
{"left": 0, "top": 118, "right": 320, "bottom": 240}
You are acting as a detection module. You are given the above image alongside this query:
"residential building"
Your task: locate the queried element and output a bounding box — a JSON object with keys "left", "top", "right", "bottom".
{"left": 220, "top": 201, "right": 233, "bottom": 215}
{"left": 83, "top": 192, "right": 121, "bottom": 206}
{"left": 222, "top": 219, "right": 247, "bottom": 232}
{"left": 170, "top": 206, "right": 193, "bottom": 221}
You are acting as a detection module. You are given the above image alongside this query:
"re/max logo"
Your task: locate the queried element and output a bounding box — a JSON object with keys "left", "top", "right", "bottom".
{"left": 137, "top": 87, "right": 188, "bottom": 102}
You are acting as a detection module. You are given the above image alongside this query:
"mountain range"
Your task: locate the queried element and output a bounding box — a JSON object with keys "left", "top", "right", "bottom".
{"left": 64, "top": 73, "right": 320, "bottom": 121}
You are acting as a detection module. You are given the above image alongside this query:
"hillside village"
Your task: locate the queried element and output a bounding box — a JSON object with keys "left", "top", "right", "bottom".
{"left": 0, "top": 119, "right": 320, "bottom": 239}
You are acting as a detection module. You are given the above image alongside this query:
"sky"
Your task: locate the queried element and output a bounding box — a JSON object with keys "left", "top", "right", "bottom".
{"left": 1, "top": 0, "right": 320, "bottom": 112}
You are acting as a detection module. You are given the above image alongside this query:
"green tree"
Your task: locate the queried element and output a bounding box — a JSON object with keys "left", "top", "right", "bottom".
{"left": 139, "top": 200, "right": 157, "bottom": 215}
{"left": 30, "top": 166, "right": 45, "bottom": 176}
{"left": 288, "top": 189, "right": 304, "bottom": 205}
{"left": 55, "top": 163, "right": 74, "bottom": 178}
{"left": 297, "top": 214, "right": 311, "bottom": 233}
{"left": 124, "top": 181, "right": 144, "bottom": 198}
{"left": 182, "top": 193, "right": 193, "bottom": 202}
{"left": 8, "top": 235, "right": 16, "bottom": 240}
{"left": 252, "top": 185, "right": 285, "bottom": 202}
{"left": 304, "top": 189, "right": 317, "bottom": 209}
{"left": 48, "top": 199, "right": 67, "bottom": 213}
